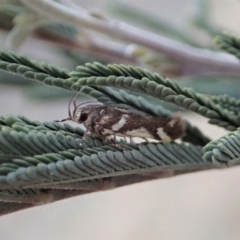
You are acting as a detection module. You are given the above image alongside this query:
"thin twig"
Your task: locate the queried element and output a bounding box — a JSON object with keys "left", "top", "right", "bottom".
{"left": 20, "top": 0, "right": 240, "bottom": 77}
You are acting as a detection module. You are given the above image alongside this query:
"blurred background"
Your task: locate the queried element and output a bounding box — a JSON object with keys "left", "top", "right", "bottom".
{"left": 0, "top": 0, "right": 240, "bottom": 239}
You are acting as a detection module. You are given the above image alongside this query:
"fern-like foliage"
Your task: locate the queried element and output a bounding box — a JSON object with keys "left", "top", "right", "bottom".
{"left": 0, "top": 114, "right": 211, "bottom": 189}
{"left": 203, "top": 129, "right": 240, "bottom": 167}
{"left": 211, "top": 94, "right": 240, "bottom": 115}
{"left": 215, "top": 33, "right": 240, "bottom": 60}
{"left": 0, "top": 47, "right": 240, "bottom": 215}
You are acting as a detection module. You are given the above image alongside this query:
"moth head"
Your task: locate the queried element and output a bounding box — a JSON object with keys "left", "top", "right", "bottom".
{"left": 73, "top": 108, "right": 89, "bottom": 123}
{"left": 73, "top": 104, "right": 104, "bottom": 123}
{"left": 56, "top": 92, "right": 103, "bottom": 124}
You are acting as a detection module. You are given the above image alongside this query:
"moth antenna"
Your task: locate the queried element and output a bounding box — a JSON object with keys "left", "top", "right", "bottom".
{"left": 73, "top": 90, "right": 82, "bottom": 109}
{"left": 55, "top": 117, "right": 70, "bottom": 123}
{"left": 68, "top": 89, "right": 86, "bottom": 118}
{"left": 58, "top": 88, "right": 103, "bottom": 123}
{"left": 75, "top": 101, "right": 101, "bottom": 109}
{"left": 55, "top": 90, "right": 85, "bottom": 123}
{"left": 68, "top": 93, "right": 78, "bottom": 120}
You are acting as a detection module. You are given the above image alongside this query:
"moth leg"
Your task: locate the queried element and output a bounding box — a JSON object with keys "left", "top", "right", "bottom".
{"left": 78, "top": 131, "right": 90, "bottom": 147}
{"left": 82, "top": 130, "right": 92, "bottom": 139}
{"left": 72, "top": 89, "right": 84, "bottom": 108}
{"left": 93, "top": 124, "right": 103, "bottom": 137}
{"left": 111, "top": 134, "right": 118, "bottom": 144}
{"left": 93, "top": 124, "right": 112, "bottom": 144}
{"left": 103, "top": 134, "right": 114, "bottom": 144}
{"left": 142, "top": 137, "right": 150, "bottom": 143}
{"left": 122, "top": 134, "right": 134, "bottom": 143}
{"left": 92, "top": 124, "right": 120, "bottom": 145}
{"left": 129, "top": 136, "right": 134, "bottom": 143}
{"left": 99, "top": 131, "right": 117, "bottom": 145}
{"left": 80, "top": 122, "right": 102, "bottom": 144}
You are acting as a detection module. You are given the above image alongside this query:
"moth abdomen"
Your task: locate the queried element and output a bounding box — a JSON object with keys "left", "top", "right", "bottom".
{"left": 100, "top": 110, "right": 185, "bottom": 142}
{"left": 157, "top": 115, "right": 185, "bottom": 141}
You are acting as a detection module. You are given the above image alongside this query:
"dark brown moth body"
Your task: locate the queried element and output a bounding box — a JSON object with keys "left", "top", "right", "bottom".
{"left": 70, "top": 104, "right": 185, "bottom": 143}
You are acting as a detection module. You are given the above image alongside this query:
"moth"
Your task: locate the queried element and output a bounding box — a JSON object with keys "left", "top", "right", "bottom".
{"left": 58, "top": 95, "right": 185, "bottom": 143}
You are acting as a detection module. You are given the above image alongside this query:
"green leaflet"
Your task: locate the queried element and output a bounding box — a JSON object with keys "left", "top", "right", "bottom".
{"left": 203, "top": 129, "right": 240, "bottom": 166}
{"left": 0, "top": 112, "right": 213, "bottom": 189}
{"left": 69, "top": 74, "right": 238, "bottom": 130}
{"left": 215, "top": 33, "right": 240, "bottom": 60}
{"left": 1, "top": 50, "right": 239, "bottom": 132}
{"left": 0, "top": 141, "right": 215, "bottom": 188}
{"left": 0, "top": 50, "right": 69, "bottom": 78}
{"left": 0, "top": 115, "right": 213, "bottom": 188}
{"left": 1, "top": 3, "right": 240, "bottom": 217}
{"left": 0, "top": 39, "right": 239, "bottom": 217}
{"left": 0, "top": 50, "right": 210, "bottom": 146}
{"left": 0, "top": 50, "right": 238, "bottom": 132}
{"left": 211, "top": 94, "right": 240, "bottom": 115}
{"left": 69, "top": 63, "right": 240, "bottom": 130}
{"left": 0, "top": 49, "right": 239, "bottom": 175}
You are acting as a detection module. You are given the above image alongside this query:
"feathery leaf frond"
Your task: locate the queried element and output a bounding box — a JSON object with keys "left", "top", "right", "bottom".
{"left": 215, "top": 33, "right": 240, "bottom": 60}
{"left": 0, "top": 49, "right": 237, "bottom": 215}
